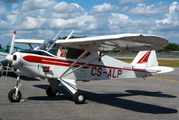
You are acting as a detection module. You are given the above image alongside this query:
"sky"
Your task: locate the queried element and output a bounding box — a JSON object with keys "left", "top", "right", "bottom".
{"left": 0, "top": 0, "right": 179, "bottom": 48}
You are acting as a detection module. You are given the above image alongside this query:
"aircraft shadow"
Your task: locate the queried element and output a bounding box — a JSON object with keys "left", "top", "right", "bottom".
{"left": 29, "top": 85, "right": 178, "bottom": 114}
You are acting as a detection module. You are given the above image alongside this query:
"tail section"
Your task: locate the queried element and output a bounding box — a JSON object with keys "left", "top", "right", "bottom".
{"left": 131, "top": 50, "right": 174, "bottom": 74}
{"left": 131, "top": 50, "right": 158, "bottom": 69}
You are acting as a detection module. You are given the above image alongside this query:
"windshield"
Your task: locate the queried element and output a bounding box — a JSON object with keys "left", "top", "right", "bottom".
{"left": 38, "top": 40, "right": 58, "bottom": 56}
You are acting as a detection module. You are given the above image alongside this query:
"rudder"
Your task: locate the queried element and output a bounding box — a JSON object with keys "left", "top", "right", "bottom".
{"left": 131, "top": 50, "right": 158, "bottom": 69}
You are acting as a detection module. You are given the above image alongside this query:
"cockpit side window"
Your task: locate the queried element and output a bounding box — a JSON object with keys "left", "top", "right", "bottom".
{"left": 66, "top": 47, "right": 81, "bottom": 59}
{"left": 38, "top": 40, "right": 55, "bottom": 51}
{"left": 38, "top": 39, "right": 58, "bottom": 56}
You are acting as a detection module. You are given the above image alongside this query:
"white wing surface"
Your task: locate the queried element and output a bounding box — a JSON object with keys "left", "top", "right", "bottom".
{"left": 56, "top": 34, "right": 168, "bottom": 52}
{"left": 15, "top": 39, "right": 45, "bottom": 46}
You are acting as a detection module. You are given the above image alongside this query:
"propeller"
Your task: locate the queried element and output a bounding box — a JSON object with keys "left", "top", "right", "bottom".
{"left": 5, "top": 31, "right": 16, "bottom": 82}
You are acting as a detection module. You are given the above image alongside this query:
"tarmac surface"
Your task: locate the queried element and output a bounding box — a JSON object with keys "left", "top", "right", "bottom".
{"left": 0, "top": 67, "right": 179, "bottom": 120}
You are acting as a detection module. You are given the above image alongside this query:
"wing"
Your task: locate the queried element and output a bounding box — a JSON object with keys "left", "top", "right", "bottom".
{"left": 56, "top": 34, "right": 168, "bottom": 52}
{"left": 15, "top": 39, "right": 45, "bottom": 46}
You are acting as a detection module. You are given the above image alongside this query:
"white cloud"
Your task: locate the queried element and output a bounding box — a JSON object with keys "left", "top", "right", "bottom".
{"left": 147, "top": 30, "right": 153, "bottom": 35}
{"left": 21, "top": 0, "right": 56, "bottom": 12}
{"left": 175, "top": 2, "right": 179, "bottom": 12}
{"left": 108, "top": 13, "right": 148, "bottom": 33}
{"left": 118, "top": 0, "right": 150, "bottom": 5}
{"left": 23, "top": 17, "right": 45, "bottom": 29}
{"left": 0, "top": 4, "right": 7, "bottom": 14}
{"left": 0, "top": 0, "right": 179, "bottom": 47}
{"left": 128, "top": 2, "right": 169, "bottom": 16}
{"left": 90, "top": 3, "right": 119, "bottom": 14}
{"left": 155, "top": 2, "right": 179, "bottom": 26}
{"left": 53, "top": 1, "right": 84, "bottom": 13}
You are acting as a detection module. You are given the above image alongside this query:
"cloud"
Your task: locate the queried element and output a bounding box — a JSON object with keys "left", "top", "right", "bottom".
{"left": 176, "top": 3, "right": 179, "bottom": 12}
{"left": 155, "top": 2, "right": 179, "bottom": 27}
{"left": 128, "top": 2, "right": 169, "bottom": 17}
{"left": 90, "top": 3, "right": 120, "bottom": 14}
{"left": 151, "top": 2, "right": 179, "bottom": 43}
{"left": 0, "top": 0, "right": 179, "bottom": 47}
{"left": 117, "top": 0, "right": 150, "bottom": 5}
{"left": 20, "top": 0, "right": 56, "bottom": 12}
{"left": 0, "top": 4, "right": 7, "bottom": 14}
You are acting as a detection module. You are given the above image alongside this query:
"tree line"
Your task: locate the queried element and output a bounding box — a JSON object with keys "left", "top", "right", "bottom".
{"left": 158, "top": 43, "right": 179, "bottom": 52}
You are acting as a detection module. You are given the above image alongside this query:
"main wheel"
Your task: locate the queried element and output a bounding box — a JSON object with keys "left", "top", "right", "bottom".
{"left": 8, "top": 89, "right": 22, "bottom": 102}
{"left": 73, "top": 91, "right": 86, "bottom": 104}
{"left": 46, "top": 86, "right": 57, "bottom": 97}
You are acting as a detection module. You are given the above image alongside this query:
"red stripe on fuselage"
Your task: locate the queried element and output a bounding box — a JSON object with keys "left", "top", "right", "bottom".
{"left": 23, "top": 55, "right": 89, "bottom": 69}
{"left": 23, "top": 55, "right": 156, "bottom": 74}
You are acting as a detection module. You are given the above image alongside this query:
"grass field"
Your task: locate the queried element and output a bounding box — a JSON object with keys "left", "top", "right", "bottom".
{"left": 116, "top": 58, "right": 179, "bottom": 67}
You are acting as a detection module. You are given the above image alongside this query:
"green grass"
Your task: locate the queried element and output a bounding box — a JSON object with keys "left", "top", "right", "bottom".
{"left": 116, "top": 58, "right": 179, "bottom": 67}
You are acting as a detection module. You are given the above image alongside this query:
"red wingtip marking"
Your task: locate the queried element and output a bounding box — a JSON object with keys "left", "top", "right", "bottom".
{"left": 14, "top": 31, "right": 16, "bottom": 34}
{"left": 137, "top": 51, "right": 151, "bottom": 64}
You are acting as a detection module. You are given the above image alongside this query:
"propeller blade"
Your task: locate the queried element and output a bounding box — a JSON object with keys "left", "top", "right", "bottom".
{"left": 5, "top": 31, "right": 16, "bottom": 82}
{"left": 9, "top": 31, "right": 16, "bottom": 55}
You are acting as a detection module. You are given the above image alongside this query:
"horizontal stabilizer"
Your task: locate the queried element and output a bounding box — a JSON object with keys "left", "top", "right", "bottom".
{"left": 133, "top": 66, "right": 174, "bottom": 74}
{"left": 131, "top": 50, "right": 174, "bottom": 74}
{"left": 152, "top": 66, "right": 174, "bottom": 74}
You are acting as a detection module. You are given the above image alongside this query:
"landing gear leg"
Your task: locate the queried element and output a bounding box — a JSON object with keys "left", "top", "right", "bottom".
{"left": 46, "top": 79, "right": 59, "bottom": 97}
{"left": 8, "top": 76, "right": 22, "bottom": 102}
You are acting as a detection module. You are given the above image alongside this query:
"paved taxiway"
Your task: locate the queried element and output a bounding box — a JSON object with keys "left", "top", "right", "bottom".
{"left": 0, "top": 67, "right": 178, "bottom": 120}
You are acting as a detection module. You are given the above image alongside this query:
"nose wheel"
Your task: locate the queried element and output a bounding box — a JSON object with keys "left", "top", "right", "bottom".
{"left": 8, "top": 89, "right": 22, "bottom": 102}
{"left": 8, "top": 75, "right": 22, "bottom": 102}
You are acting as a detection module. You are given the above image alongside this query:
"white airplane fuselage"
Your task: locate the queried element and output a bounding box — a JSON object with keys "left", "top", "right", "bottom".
{"left": 12, "top": 50, "right": 155, "bottom": 81}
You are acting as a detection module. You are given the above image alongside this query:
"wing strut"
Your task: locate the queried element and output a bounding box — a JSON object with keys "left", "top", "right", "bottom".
{"left": 58, "top": 47, "right": 118, "bottom": 97}
{"left": 28, "top": 44, "right": 34, "bottom": 51}
{"left": 60, "top": 47, "right": 118, "bottom": 78}
{"left": 60, "top": 45, "right": 93, "bottom": 78}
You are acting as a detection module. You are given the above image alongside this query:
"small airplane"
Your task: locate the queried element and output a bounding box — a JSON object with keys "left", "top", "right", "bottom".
{"left": 0, "top": 44, "right": 28, "bottom": 76}
{"left": 5, "top": 30, "right": 174, "bottom": 104}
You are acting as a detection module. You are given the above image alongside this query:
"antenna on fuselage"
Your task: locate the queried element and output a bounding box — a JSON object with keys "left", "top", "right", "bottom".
{"left": 53, "top": 27, "right": 64, "bottom": 40}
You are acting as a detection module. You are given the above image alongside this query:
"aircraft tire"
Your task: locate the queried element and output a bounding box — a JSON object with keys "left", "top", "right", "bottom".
{"left": 8, "top": 89, "right": 22, "bottom": 102}
{"left": 46, "top": 86, "right": 57, "bottom": 97}
{"left": 73, "top": 91, "right": 86, "bottom": 104}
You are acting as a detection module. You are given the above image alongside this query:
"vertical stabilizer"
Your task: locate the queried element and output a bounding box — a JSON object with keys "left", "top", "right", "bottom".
{"left": 131, "top": 50, "right": 158, "bottom": 69}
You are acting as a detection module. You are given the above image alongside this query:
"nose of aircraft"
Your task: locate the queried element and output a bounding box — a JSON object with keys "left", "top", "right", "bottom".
{"left": 6, "top": 54, "right": 13, "bottom": 62}
{"left": 6, "top": 52, "right": 21, "bottom": 67}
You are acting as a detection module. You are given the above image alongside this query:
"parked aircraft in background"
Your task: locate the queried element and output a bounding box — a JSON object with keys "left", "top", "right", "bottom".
{"left": 5, "top": 31, "right": 173, "bottom": 104}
